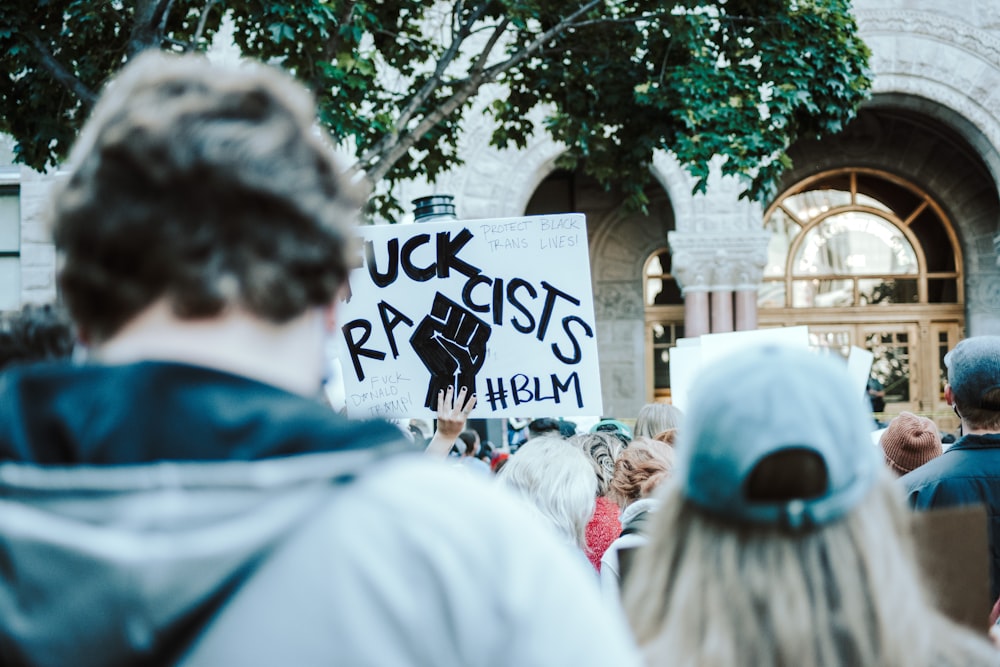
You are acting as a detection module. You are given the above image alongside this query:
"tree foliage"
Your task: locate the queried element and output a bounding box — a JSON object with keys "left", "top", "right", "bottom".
{"left": 0, "top": 0, "right": 870, "bottom": 217}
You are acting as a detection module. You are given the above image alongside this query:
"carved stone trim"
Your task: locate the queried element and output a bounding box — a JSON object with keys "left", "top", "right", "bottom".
{"left": 855, "top": 9, "right": 1000, "bottom": 64}
{"left": 854, "top": 7, "right": 1000, "bottom": 188}
{"left": 668, "top": 231, "right": 770, "bottom": 293}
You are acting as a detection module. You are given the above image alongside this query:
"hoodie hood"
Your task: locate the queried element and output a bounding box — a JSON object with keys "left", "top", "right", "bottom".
{"left": 0, "top": 360, "right": 408, "bottom": 464}
{"left": 0, "top": 450, "right": 402, "bottom": 667}
{"left": 0, "top": 360, "right": 412, "bottom": 665}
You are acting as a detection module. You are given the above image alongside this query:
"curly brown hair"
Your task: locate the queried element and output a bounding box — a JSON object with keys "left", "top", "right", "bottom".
{"left": 608, "top": 436, "right": 674, "bottom": 508}
{"left": 50, "top": 52, "right": 362, "bottom": 342}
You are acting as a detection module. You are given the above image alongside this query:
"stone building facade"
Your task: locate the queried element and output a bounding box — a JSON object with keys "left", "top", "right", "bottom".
{"left": 3, "top": 0, "right": 999, "bottom": 422}
{"left": 409, "top": 0, "right": 1000, "bottom": 420}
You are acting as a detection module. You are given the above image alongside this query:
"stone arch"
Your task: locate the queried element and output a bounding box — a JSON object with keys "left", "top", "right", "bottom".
{"left": 781, "top": 102, "right": 1000, "bottom": 333}
{"left": 856, "top": 8, "right": 1000, "bottom": 193}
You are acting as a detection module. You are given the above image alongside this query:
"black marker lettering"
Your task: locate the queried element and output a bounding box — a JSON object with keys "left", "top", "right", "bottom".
{"left": 491, "top": 277, "right": 504, "bottom": 326}
{"left": 400, "top": 233, "right": 435, "bottom": 282}
{"left": 507, "top": 278, "right": 537, "bottom": 334}
{"left": 377, "top": 301, "right": 414, "bottom": 358}
{"left": 365, "top": 239, "right": 399, "bottom": 288}
{"left": 461, "top": 274, "right": 492, "bottom": 314}
{"left": 552, "top": 371, "right": 583, "bottom": 408}
{"left": 552, "top": 315, "right": 593, "bottom": 365}
{"left": 343, "top": 319, "right": 386, "bottom": 381}
{"left": 436, "top": 228, "right": 481, "bottom": 279}
{"left": 537, "top": 280, "right": 581, "bottom": 341}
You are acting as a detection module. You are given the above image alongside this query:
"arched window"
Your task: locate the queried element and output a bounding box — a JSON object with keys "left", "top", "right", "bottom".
{"left": 759, "top": 167, "right": 964, "bottom": 419}
{"left": 644, "top": 249, "right": 684, "bottom": 400}
{"left": 760, "top": 168, "right": 961, "bottom": 309}
{"left": 644, "top": 249, "right": 683, "bottom": 306}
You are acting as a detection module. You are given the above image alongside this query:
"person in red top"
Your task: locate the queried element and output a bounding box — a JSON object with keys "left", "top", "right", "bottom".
{"left": 573, "top": 431, "right": 626, "bottom": 569}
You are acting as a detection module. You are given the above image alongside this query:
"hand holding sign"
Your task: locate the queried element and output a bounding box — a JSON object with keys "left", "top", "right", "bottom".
{"left": 410, "top": 293, "right": 491, "bottom": 409}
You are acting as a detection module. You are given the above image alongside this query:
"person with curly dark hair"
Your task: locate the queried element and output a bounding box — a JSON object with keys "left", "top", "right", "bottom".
{"left": 0, "top": 53, "right": 641, "bottom": 667}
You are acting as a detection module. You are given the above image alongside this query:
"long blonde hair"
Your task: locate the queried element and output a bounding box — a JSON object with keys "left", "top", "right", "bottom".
{"left": 624, "top": 473, "right": 997, "bottom": 667}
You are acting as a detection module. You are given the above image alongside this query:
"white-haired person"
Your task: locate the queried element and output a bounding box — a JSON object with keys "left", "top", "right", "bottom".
{"left": 623, "top": 345, "right": 998, "bottom": 667}
{"left": 497, "top": 436, "right": 597, "bottom": 554}
{"left": 633, "top": 403, "right": 683, "bottom": 439}
{"left": 600, "top": 436, "right": 674, "bottom": 599}
{"left": 571, "top": 431, "right": 626, "bottom": 570}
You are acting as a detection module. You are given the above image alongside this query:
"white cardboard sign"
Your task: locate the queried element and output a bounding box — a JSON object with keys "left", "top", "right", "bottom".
{"left": 333, "top": 214, "right": 603, "bottom": 419}
{"left": 668, "top": 328, "right": 874, "bottom": 413}
{"left": 668, "top": 327, "right": 810, "bottom": 413}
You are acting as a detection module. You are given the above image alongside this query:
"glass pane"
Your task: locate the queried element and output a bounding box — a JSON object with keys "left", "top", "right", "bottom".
{"left": 0, "top": 193, "right": 19, "bottom": 252}
{"left": 653, "top": 347, "right": 671, "bottom": 389}
{"left": 645, "top": 251, "right": 670, "bottom": 276}
{"left": 0, "top": 258, "right": 19, "bottom": 310}
{"left": 793, "top": 212, "right": 918, "bottom": 277}
{"left": 764, "top": 208, "right": 799, "bottom": 277}
{"left": 646, "top": 278, "right": 683, "bottom": 305}
{"left": 927, "top": 278, "right": 958, "bottom": 304}
{"left": 938, "top": 335, "right": 951, "bottom": 399}
{"left": 758, "top": 279, "right": 785, "bottom": 308}
{"left": 783, "top": 189, "right": 852, "bottom": 222}
{"left": 809, "top": 329, "right": 852, "bottom": 360}
{"left": 855, "top": 192, "right": 892, "bottom": 213}
{"left": 792, "top": 279, "right": 853, "bottom": 307}
{"left": 858, "top": 278, "right": 918, "bottom": 305}
{"left": 866, "top": 331, "right": 911, "bottom": 403}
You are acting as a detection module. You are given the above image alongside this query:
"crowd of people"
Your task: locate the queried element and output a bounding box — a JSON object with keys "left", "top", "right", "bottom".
{"left": 1, "top": 50, "right": 1000, "bottom": 666}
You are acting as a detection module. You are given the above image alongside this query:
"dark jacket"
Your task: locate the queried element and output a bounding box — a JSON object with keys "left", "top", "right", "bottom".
{"left": 901, "top": 432, "right": 1000, "bottom": 600}
{"left": 0, "top": 360, "right": 406, "bottom": 464}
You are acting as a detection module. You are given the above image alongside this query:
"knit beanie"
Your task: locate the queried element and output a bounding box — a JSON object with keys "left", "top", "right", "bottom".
{"left": 879, "top": 412, "right": 942, "bottom": 475}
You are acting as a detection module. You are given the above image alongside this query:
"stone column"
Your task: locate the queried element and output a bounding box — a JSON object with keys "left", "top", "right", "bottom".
{"left": 669, "top": 241, "right": 711, "bottom": 339}
{"left": 670, "top": 231, "right": 769, "bottom": 336}
{"left": 734, "top": 289, "right": 758, "bottom": 331}
{"left": 683, "top": 288, "right": 711, "bottom": 338}
{"left": 710, "top": 290, "right": 734, "bottom": 333}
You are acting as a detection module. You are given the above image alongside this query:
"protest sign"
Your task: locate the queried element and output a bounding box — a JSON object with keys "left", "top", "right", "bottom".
{"left": 332, "top": 214, "right": 603, "bottom": 419}
{"left": 669, "top": 327, "right": 810, "bottom": 412}
{"left": 911, "top": 504, "right": 990, "bottom": 631}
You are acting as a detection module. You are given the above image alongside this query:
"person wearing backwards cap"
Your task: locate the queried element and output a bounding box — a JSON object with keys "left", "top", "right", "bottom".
{"left": 902, "top": 335, "right": 1000, "bottom": 602}
{"left": 622, "top": 345, "right": 996, "bottom": 667}
{"left": 880, "top": 412, "right": 943, "bottom": 476}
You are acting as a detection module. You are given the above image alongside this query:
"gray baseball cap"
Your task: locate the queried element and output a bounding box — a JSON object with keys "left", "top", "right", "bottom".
{"left": 675, "top": 345, "right": 879, "bottom": 530}
{"left": 945, "top": 336, "right": 1000, "bottom": 411}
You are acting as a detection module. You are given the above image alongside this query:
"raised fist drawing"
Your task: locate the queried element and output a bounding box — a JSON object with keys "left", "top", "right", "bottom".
{"left": 410, "top": 293, "right": 491, "bottom": 409}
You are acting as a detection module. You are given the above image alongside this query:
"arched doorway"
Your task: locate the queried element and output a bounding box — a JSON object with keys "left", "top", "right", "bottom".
{"left": 759, "top": 167, "right": 963, "bottom": 423}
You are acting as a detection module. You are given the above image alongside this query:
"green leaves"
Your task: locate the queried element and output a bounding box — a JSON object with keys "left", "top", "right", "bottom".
{"left": 0, "top": 0, "right": 870, "bottom": 216}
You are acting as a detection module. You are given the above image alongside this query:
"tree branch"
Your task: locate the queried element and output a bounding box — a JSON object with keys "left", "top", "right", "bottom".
{"left": 190, "top": 0, "right": 218, "bottom": 50}
{"left": 469, "top": 17, "right": 510, "bottom": 75}
{"left": 360, "top": 0, "right": 604, "bottom": 184}
{"left": 24, "top": 33, "right": 97, "bottom": 108}
{"left": 478, "top": 0, "right": 604, "bottom": 82}
{"left": 358, "top": 2, "right": 490, "bottom": 173}
{"left": 128, "top": 0, "right": 175, "bottom": 57}
{"left": 308, "top": 1, "right": 357, "bottom": 92}
{"left": 396, "top": 2, "right": 490, "bottom": 130}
